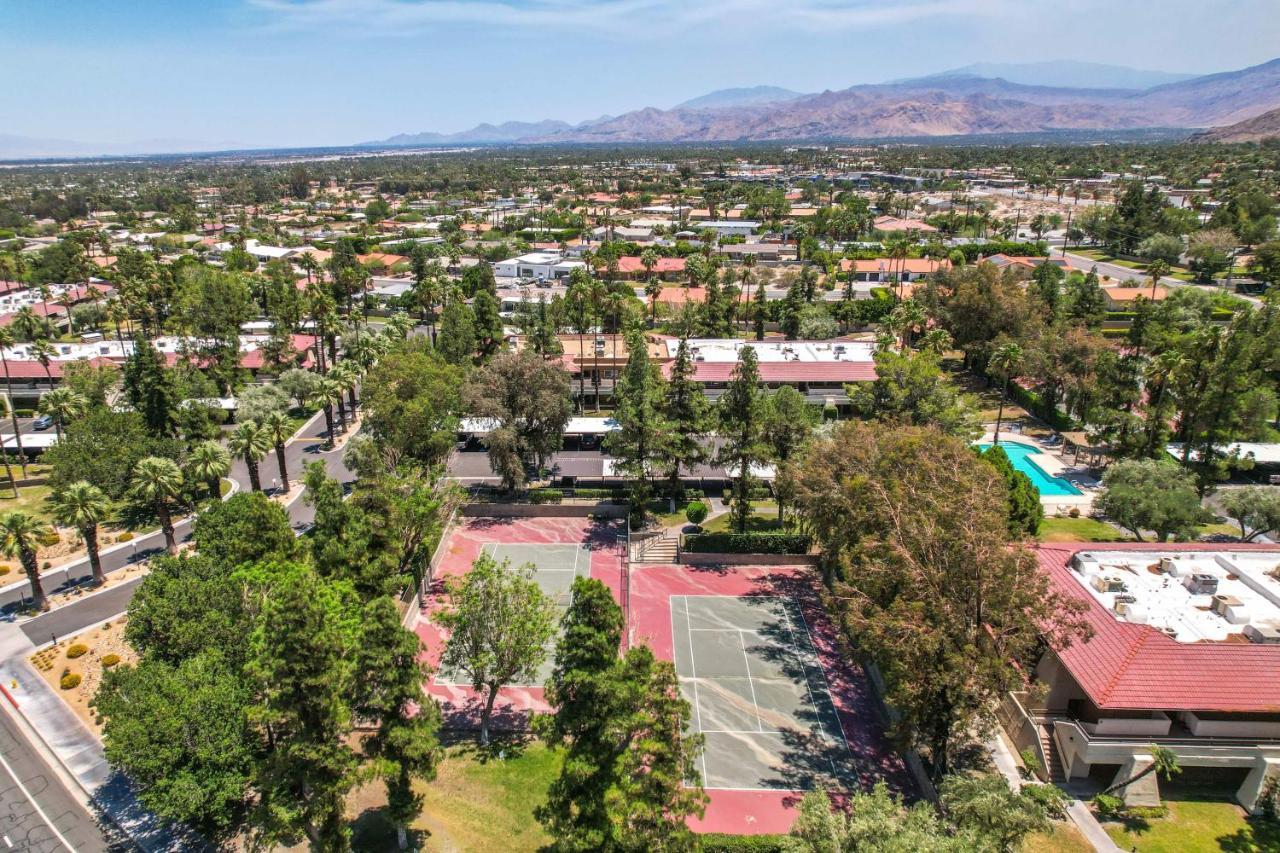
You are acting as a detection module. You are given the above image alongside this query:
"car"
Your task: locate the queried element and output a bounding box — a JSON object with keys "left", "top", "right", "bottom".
{"left": 32, "top": 415, "right": 54, "bottom": 431}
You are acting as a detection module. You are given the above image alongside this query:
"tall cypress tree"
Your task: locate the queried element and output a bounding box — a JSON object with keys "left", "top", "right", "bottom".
{"left": 716, "top": 346, "right": 768, "bottom": 534}
{"left": 661, "top": 338, "right": 711, "bottom": 505}
{"left": 122, "top": 335, "right": 178, "bottom": 437}
{"left": 605, "top": 328, "right": 668, "bottom": 523}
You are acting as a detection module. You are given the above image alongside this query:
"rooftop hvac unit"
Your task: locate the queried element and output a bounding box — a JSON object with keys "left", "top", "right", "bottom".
{"left": 1243, "top": 623, "right": 1280, "bottom": 644}
{"left": 1071, "top": 553, "right": 1094, "bottom": 572}
{"left": 1159, "top": 556, "right": 1179, "bottom": 574}
{"left": 1184, "top": 573, "right": 1219, "bottom": 596}
{"left": 1211, "top": 594, "right": 1243, "bottom": 617}
{"left": 1092, "top": 575, "right": 1127, "bottom": 594}
{"left": 1116, "top": 602, "right": 1148, "bottom": 623}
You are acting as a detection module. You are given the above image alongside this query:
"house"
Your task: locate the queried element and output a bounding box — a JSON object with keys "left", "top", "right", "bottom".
{"left": 871, "top": 215, "right": 937, "bottom": 234}
{"left": 656, "top": 337, "right": 877, "bottom": 408}
{"left": 599, "top": 256, "right": 687, "bottom": 281}
{"left": 1102, "top": 286, "right": 1168, "bottom": 309}
{"left": 986, "top": 254, "right": 1076, "bottom": 274}
{"left": 590, "top": 226, "right": 655, "bottom": 243}
{"left": 494, "top": 252, "right": 587, "bottom": 281}
{"left": 840, "top": 258, "right": 950, "bottom": 282}
{"left": 694, "top": 220, "right": 761, "bottom": 238}
{"left": 1002, "top": 545, "right": 1280, "bottom": 811}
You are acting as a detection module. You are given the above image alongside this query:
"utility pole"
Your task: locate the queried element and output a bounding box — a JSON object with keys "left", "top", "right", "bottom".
{"left": 1061, "top": 208, "right": 1073, "bottom": 258}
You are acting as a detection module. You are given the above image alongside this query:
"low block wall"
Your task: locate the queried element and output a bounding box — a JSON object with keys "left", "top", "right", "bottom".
{"left": 461, "top": 502, "right": 628, "bottom": 519}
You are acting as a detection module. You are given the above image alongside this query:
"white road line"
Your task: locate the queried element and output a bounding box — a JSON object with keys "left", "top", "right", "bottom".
{"left": 786, "top": 604, "right": 853, "bottom": 775}
{"left": 3, "top": 835, "right": 11, "bottom": 848}
{"left": 0, "top": 748, "right": 76, "bottom": 853}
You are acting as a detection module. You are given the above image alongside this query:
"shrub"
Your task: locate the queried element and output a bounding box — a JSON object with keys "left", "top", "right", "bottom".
{"left": 101, "top": 654, "right": 120, "bottom": 668}
{"left": 60, "top": 673, "right": 81, "bottom": 690}
{"left": 683, "top": 532, "right": 811, "bottom": 554}
{"left": 116, "top": 531, "right": 134, "bottom": 542}
{"left": 37, "top": 531, "right": 61, "bottom": 548}
{"left": 66, "top": 644, "right": 88, "bottom": 659}
{"left": 1069, "top": 507, "right": 1081, "bottom": 518}
{"left": 699, "top": 835, "right": 790, "bottom": 853}
{"left": 685, "top": 501, "right": 709, "bottom": 527}
{"left": 0, "top": 565, "right": 9, "bottom": 576}
{"left": 721, "top": 485, "right": 772, "bottom": 502}
{"left": 1019, "top": 747, "right": 1042, "bottom": 778}
{"left": 1093, "top": 792, "right": 1125, "bottom": 819}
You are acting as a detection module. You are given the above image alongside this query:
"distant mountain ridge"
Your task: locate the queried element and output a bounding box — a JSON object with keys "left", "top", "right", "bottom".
{"left": 1194, "top": 106, "right": 1280, "bottom": 143}
{"left": 911, "top": 60, "right": 1194, "bottom": 91}
{"left": 361, "top": 58, "right": 1280, "bottom": 148}
{"left": 674, "top": 86, "right": 805, "bottom": 110}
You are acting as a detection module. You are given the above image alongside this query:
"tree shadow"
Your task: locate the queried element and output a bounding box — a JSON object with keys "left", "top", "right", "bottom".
{"left": 350, "top": 805, "right": 426, "bottom": 853}
{"left": 443, "top": 729, "right": 536, "bottom": 764}
{"left": 1217, "top": 816, "right": 1280, "bottom": 853}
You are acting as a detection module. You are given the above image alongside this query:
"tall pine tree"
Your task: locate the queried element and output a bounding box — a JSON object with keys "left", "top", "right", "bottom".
{"left": 605, "top": 328, "right": 668, "bottom": 524}
{"left": 716, "top": 346, "right": 768, "bottom": 533}
{"left": 661, "top": 338, "right": 712, "bottom": 506}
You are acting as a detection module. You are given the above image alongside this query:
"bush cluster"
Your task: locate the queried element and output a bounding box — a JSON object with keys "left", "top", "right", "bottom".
{"left": 101, "top": 654, "right": 121, "bottom": 668}
{"left": 699, "top": 835, "right": 790, "bottom": 853}
{"left": 66, "top": 644, "right": 88, "bottom": 659}
{"left": 60, "top": 673, "right": 81, "bottom": 690}
{"left": 683, "top": 532, "right": 811, "bottom": 554}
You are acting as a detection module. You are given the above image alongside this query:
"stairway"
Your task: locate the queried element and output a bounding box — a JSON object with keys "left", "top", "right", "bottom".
{"left": 632, "top": 533, "right": 678, "bottom": 564}
{"left": 1039, "top": 723, "right": 1067, "bottom": 783}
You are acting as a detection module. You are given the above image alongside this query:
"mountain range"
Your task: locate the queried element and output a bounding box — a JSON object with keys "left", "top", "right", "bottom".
{"left": 367, "top": 58, "right": 1280, "bottom": 147}
{"left": 1194, "top": 106, "right": 1280, "bottom": 143}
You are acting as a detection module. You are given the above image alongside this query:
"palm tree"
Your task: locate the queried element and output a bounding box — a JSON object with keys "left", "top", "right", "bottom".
{"left": 29, "top": 338, "right": 57, "bottom": 386}
{"left": 888, "top": 300, "right": 927, "bottom": 351}
{"left": 989, "top": 343, "right": 1023, "bottom": 447}
{"left": 0, "top": 511, "right": 50, "bottom": 610}
{"left": 187, "top": 440, "right": 231, "bottom": 501}
{"left": 261, "top": 410, "right": 294, "bottom": 493}
{"left": 129, "top": 456, "right": 184, "bottom": 555}
{"left": 105, "top": 296, "right": 130, "bottom": 347}
{"left": 330, "top": 360, "right": 360, "bottom": 422}
{"left": 37, "top": 387, "right": 87, "bottom": 441}
{"left": 1101, "top": 745, "right": 1181, "bottom": 798}
{"left": 49, "top": 481, "right": 111, "bottom": 586}
{"left": 11, "top": 307, "right": 43, "bottom": 343}
{"left": 227, "top": 421, "right": 272, "bottom": 493}
{"left": 313, "top": 379, "right": 344, "bottom": 447}
{"left": 1146, "top": 259, "right": 1171, "bottom": 299}
{"left": 0, "top": 327, "right": 28, "bottom": 479}
{"left": 644, "top": 277, "right": 662, "bottom": 326}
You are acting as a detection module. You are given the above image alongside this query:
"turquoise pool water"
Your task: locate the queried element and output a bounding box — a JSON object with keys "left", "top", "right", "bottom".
{"left": 976, "top": 440, "right": 1083, "bottom": 497}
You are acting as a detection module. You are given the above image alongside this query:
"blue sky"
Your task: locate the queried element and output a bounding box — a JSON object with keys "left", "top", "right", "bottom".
{"left": 4, "top": 0, "right": 1279, "bottom": 148}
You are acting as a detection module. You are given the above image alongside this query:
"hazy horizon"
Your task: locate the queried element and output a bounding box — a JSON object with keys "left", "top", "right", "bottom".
{"left": 4, "top": 0, "right": 1278, "bottom": 150}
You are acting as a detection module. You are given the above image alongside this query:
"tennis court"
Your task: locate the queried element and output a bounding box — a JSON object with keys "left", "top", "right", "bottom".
{"left": 671, "top": 594, "right": 857, "bottom": 791}
{"left": 433, "top": 540, "right": 595, "bottom": 687}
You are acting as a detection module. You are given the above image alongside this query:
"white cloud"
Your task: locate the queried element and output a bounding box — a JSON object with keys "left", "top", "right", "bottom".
{"left": 248, "top": 0, "right": 1016, "bottom": 38}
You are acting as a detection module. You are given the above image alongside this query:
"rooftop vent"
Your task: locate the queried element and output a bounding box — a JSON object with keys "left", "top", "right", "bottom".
{"left": 1184, "top": 574, "right": 1219, "bottom": 596}
{"left": 1243, "top": 623, "right": 1280, "bottom": 645}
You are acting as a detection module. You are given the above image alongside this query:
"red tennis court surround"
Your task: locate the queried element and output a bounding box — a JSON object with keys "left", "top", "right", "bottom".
{"left": 629, "top": 563, "right": 909, "bottom": 835}
{"left": 415, "top": 517, "right": 906, "bottom": 836}
{"left": 415, "top": 516, "right": 626, "bottom": 725}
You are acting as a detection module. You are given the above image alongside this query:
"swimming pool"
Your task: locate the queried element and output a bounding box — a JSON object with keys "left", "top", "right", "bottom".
{"left": 976, "top": 440, "right": 1083, "bottom": 497}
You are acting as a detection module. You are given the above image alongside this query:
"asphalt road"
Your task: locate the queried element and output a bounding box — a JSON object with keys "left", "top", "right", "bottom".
{"left": 4, "top": 407, "right": 357, "bottom": 640}
{"left": 0, "top": 705, "right": 115, "bottom": 852}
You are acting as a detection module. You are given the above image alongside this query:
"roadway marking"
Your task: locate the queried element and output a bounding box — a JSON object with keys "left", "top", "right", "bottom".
{"left": 3, "top": 834, "right": 11, "bottom": 847}
{"left": 0, "top": 746, "right": 77, "bottom": 852}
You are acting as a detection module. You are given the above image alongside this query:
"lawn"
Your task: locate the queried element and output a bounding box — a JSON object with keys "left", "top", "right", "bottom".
{"left": 1038, "top": 517, "right": 1131, "bottom": 543}
{"left": 1023, "top": 821, "right": 1094, "bottom": 852}
{"left": 0, "top": 482, "right": 54, "bottom": 525}
{"left": 410, "top": 736, "right": 558, "bottom": 852}
{"left": 702, "top": 502, "right": 787, "bottom": 534}
{"left": 1100, "top": 797, "right": 1279, "bottom": 852}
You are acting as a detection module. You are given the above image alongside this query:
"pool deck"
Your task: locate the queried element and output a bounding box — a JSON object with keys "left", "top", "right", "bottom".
{"left": 980, "top": 431, "right": 1098, "bottom": 514}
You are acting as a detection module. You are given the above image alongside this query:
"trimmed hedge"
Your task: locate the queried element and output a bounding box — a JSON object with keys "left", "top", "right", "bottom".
{"left": 528, "top": 488, "right": 628, "bottom": 504}
{"left": 683, "top": 533, "right": 811, "bottom": 554}
{"left": 700, "top": 834, "right": 791, "bottom": 853}
{"left": 720, "top": 485, "right": 773, "bottom": 502}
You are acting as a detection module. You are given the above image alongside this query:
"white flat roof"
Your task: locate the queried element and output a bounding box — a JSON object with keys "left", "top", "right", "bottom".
{"left": 460, "top": 416, "right": 618, "bottom": 435}
{"left": 1167, "top": 442, "right": 1280, "bottom": 465}
{"left": 1070, "top": 550, "right": 1280, "bottom": 643}
{"left": 663, "top": 338, "right": 876, "bottom": 364}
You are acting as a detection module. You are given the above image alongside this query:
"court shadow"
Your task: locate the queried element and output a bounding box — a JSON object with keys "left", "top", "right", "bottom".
{"left": 467, "top": 516, "right": 518, "bottom": 530}
{"left": 436, "top": 695, "right": 532, "bottom": 738}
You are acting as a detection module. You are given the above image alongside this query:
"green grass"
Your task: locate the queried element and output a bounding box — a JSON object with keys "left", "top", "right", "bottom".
{"left": 0, "top": 483, "right": 54, "bottom": 525}
{"left": 1100, "top": 797, "right": 1279, "bottom": 852}
{"left": 412, "top": 737, "right": 558, "bottom": 852}
{"left": 1038, "top": 517, "right": 1131, "bottom": 543}
{"left": 702, "top": 502, "right": 787, "bottom": 534}
{"left": 1023, "top": 821, "right": 1095, "bottom": 853}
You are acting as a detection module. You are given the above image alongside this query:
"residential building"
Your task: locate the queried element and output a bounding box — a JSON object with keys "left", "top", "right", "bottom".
{"left": 840, "top": 258, "right": 950, "bottom": 282}
{"left": 494, "top": 252, "right": 587, "bottom": 281}
{"left": 1002, "top": 544, "right": 1280, "bottom": 812}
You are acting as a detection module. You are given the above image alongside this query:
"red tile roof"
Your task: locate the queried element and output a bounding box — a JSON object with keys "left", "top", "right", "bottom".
{"left": 1039, "top": 543, "right": 1280, "bottom": 713}
{"left": 612, "top": 256, "right": 687, "bottom": 275}
{"left": 691, "top": 361, "right": 877, "bottom": 383}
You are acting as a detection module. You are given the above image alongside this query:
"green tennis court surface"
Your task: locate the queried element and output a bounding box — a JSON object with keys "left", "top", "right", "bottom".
{"left": 435, "top": 541, "right": 594, "bottom": 687}
{"left": 671, "top": 594, "right": 857, "bottom": 791}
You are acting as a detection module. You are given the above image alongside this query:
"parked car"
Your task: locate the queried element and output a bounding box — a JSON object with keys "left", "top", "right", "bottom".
{"left": 32, "top": 415, "right": 54, "bottom": 431}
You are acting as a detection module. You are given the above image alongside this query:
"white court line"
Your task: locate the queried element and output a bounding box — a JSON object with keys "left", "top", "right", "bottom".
{"left": 783, "top": 604, "right": 853, "bottom": 770}
{"left": 0, "top": 747, "right": 76, "bottom": 852}
{"left": 737, "top": 630, "right": 764, "bottom": 733}
{"left": 678, "top": 596, "right": 710, "bottom": 786}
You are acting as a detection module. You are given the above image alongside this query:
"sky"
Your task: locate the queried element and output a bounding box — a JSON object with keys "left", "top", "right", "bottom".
{"left": 3, "top": 0, "right": 1279, "bottom": 149}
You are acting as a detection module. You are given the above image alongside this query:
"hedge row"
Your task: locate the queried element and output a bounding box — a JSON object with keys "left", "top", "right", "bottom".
{"left": 528, "top": 488, "right": 628, "bottom": 504}
{"left": 683, "top": 532, "right": 811, "bottom": 554}
{"left": 1006, "top": 381, "right": 1074, "bottom": 432}
{"left": 720, "top": 485, "right": 774, "bottom": 502}
{"left": 699, "top": 834, "right": 791, "bottom": 853}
